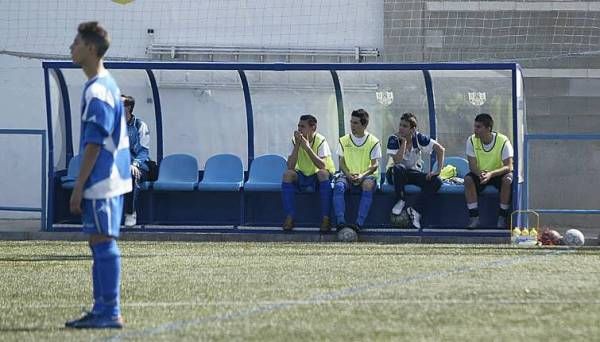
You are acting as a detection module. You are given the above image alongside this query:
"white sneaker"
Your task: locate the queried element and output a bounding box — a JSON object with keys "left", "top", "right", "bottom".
{"left": 467, "top": 217, "right": 480, "bottom": 229}
{"left": 391, "top": 200, "right": 405, "bottom": 215}
{"left": 124, "top": 213, "right": 137, "bottom": 227}
{"left": 407, "top": 207, "right": 421, "bottom": 229}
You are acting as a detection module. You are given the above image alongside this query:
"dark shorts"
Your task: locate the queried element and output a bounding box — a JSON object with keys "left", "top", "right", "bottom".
{"left": 466, "top": 172, "right": 511, "bottom": 193}
{"left": 295, "top": 171, "right": 331, "bottom": 192}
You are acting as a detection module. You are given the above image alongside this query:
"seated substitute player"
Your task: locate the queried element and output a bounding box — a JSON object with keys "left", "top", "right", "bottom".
{"left": 122, "top": 94, "right": 150, "bottom": 227}
{"left": 333, "top": 109, "right": 382, "bottom": 231}
{"left": 65, "top": 21, "right": 131, "bottom": 329}
{"left": 386, "top": 112, "right": 445, "bottom": 228}
{"left": 281, "top": 114, "right": 336, "bottom": 231}
{"left": 464, "top": 113, "right": 514, "bottom": 229}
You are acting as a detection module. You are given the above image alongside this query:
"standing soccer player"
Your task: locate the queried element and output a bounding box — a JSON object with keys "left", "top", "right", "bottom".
{"left": 65, "top": 21, "right": 131, "bottom": 329}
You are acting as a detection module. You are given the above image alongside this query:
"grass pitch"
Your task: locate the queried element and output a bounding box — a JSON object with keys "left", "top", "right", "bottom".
{"left": 0, "top": 241, "right": 598, "bottom": 341}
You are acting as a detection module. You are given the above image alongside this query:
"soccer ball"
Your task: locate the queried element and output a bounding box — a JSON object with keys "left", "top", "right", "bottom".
{"left": 390, "top": 209, "right": 412, "bottom": 228}
{"left": 337, "top": 227, "right": 358, "bottom": 242}
{"left": 111, "top": 0, "right": 135, "bottom": 5}
{"left": 538, "top": 228, "right": 563, "bottom": 246}
{"left": 563, "top": 229, "right": 585, "bottom": 246}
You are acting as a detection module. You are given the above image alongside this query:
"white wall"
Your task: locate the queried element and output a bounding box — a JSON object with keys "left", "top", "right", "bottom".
{"left": 0, "top": 0, "right": 383, "bottom": 218}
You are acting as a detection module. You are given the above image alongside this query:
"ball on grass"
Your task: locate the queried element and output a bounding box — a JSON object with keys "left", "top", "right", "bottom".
{"left": 337, "top": 227, "right": 358, "bottom": 243}
{"left": 563, "top": 229, "right": 585, "bottom": 246}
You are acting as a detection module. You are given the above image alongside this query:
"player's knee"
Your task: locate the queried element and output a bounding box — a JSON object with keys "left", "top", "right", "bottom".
{"left": 362, "top": 179, "right": 375, "bottom": 191}
{"left": 502, "top": 173, "right": 513, "bottom": 186}
{"left": 316, "top": 169, "right": 330, "bottom": 181}
{"left": 333, "top": 181, "right": 345, "bottom": 194}
{"left": 464, "top": 173, "right": 475, "bottom": 186}
{"left": 393, "top": 164, "right": 407, "bottom": 177}
{"left": 282, "top": 169, "right": 296, "bottom": 182}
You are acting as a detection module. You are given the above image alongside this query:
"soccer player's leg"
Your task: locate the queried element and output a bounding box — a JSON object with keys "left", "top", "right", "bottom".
{"left": 355, "top": 176, "right": 376, "bottom": 229}
{"left": 409, "top": 170, "right": 442, "bottom": 229}
{"left": 333, "top": 174, "right": 349, "bottom": 229}
{"left": 281, "top": 169, "right": 299, "bottom": 230}
{"left": 67, "top": 196, "right": 124, "bottom": 329}
{"left": 496, "top": 173, "right": 513, "bottom": 228}
{"left": 316, "top": 169, "right": 332, "bottom": 231}
{"left": 464, "top": 172, "right": 481, "bottom": 228}
{"left": 389, "top": 165, "right": 407, "bottom": 215}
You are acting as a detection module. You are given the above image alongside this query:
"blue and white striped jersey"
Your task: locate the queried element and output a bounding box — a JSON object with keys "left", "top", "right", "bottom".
{"left": 79, "top": 70, "right": 132, "bottom": 199}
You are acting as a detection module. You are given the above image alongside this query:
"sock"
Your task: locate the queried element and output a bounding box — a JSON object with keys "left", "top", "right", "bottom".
{"left": 319, "top": 180, "right": 332, "bottom": 218}
{"left": 92, "top": 240, "right": 121, "bottom": 317}
{"left": 356, "top": 190, "right": 374, "bottom": 226}
{"left": 333, "top": 181, "right": 346, "bottom": 224}
{"left": 91, "top": 258, "right": 104, "bottom": 314}
{"left": 281, "top": 182, "right": 296, "bottom": 218}
{"left": 467, "top": 202, "right": 479, "bottom": 218}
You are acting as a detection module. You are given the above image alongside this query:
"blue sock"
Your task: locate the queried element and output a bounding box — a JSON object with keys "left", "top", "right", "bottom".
{"left": 319, "top": 180, "right": 332, "bottom": 218}
{"left": 92, "top": 240, "right": 121, "bottom": 317}
{"left": 281, "top": 182, "right": 296, "bottom": 218}
{"left": 91, "top": 258, "right": 104, "bottom": 314}
{"left": 356, "top": 190, "right": 374, "bottom": 226}
{"left": 333, "top": 181, "right": 346, "bottom": 224}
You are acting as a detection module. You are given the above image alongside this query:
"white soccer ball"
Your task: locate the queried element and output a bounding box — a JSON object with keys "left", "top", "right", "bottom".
{"left": 563, "top": 229, "right": 585, "bottom": 246}
{"left": 337, "top": 227, "right": 358, "bottom": 243}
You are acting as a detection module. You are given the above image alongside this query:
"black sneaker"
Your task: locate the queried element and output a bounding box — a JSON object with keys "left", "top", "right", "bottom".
{"left": 65, "top": 311, "right": 96, "bottom": 328}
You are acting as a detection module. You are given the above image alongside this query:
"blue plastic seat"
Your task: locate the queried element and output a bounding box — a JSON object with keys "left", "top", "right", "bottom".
{"left": 244, "top": 154, "right": 287, "bottom": 192}
{"left": 433, "top": 156, "right": 469, "bottom": 178}
{"left": 434, "top": 156, "right": 498, "bottom": 194}
{"left": 197, "top": 154, "right": 244, "bottom": 191}
{"left": 152, "top": 154, "right": 199, "bottom": 191}
{"left": 61, "top": 155, "right": 81, "bottom": 189}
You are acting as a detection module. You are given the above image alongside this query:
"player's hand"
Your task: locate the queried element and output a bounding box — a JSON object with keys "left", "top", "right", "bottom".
{"left": 293, "top": 130, "right": 302, "bottom": 142}
{"left": 350, "top": 173, "right": 361, "bottom": 185}
{"left": 131, "top": 164, "right": 141, "bottom": 179}
{"left": 298, "top": 134, "right": 309, "bottom": 149}
{"left": 69, "top": 185, "right": 83, "bottom": 215}
{"left": 426, "top": 171, "right": 439, "bottom": 181}
{"left": 480, "top": 171, "right": 491, "bottom": 184}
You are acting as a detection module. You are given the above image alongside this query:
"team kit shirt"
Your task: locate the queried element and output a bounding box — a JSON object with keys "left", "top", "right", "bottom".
{"left": 335, "top": 133, "right": 382, "bottom": 160}
{"left": 79, "top": 70, "right": 132, "bottom": 199}
{"left": 465, "top": 132, "right": 514, "bottom": 164}
{"left": 386, "top": 132, "right": 435, "bottom": 171}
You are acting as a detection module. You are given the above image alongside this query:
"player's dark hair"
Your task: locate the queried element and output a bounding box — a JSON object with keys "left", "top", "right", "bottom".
{"left": 351, "top": 108, "right": 369, "bottom": 126}
{"left": 78, "top": 21, "right": 110, "bottom": 57}
{"left": 400, "top": 112, "right": 417, "bottom": 129}
{"left": 121, "top": 94, "right": 135, "bottom": 112}
{"left": 299, "top": 114, "right": 317, "bottom": 126}
{"left": 475, "top": 113, "right": 494, "bottom": 130}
